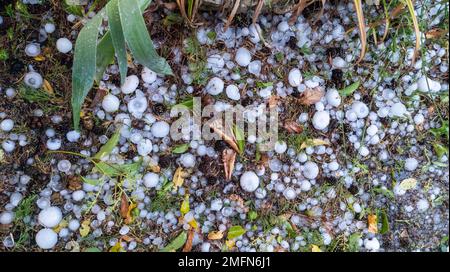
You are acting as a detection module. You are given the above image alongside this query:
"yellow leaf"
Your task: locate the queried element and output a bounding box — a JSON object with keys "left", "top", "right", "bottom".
{"left": 53, "top": 219, "right": 68, "bottom": 233}
{"left": 225, "top": 239, "right": 235, "bottom": 249}
{"left": 172, "top": 167, "right": 187, "bottom": 191}
{"left": 34, "top": 55, "right": 45, "bottom": 61}
{"left": 208, "top": 230, "right": 224, "bottom": 240}
{"left": 180, "top": 194, "right": 190, "bottom": 215}
{"left": 311, "top": 244, "right": 322, "bottom": 252}
{"left": 109, "top": 242, "right": 125, "bottom": 252}
{"left": 43, "top": 79, "right": 54, "bottom": 95}
{"left": 125, "top": 202, "right": 137, "bottom": 224}
{"left": 300, "top": 138, "right": 330, "bottom": 150}
{"left": 79, "top": 220, "right": 91, "bottom": 237}
{"left": 148, "top": 164, "right": 160, "bottom": 173}
{"left": 398, "top": 178, "right": 417, "bottom": 192}
{"left": 368, "top": 214, "right": 378, "bottom": 234}
{"left": 188, "top": 219, "right": 198, "bottom": 229}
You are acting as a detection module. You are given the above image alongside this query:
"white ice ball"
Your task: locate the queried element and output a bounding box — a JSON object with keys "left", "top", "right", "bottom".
{"left": 44, "top": 23, "right": 55, "bottom": 33}
{"left": 206, "top": 77, "right": 224, "bottom": 95}
{"left": 240, "top": 171, "right": 260, "bottom": 192}
{"left": 24, "top": 71, "right": 43, "bottom": 89}
{"left": 312, "top": 111, "right": 330, "bottom": 130}
{"left": 0, "top": 119, "right": 14, "bottom": 132}
{"left": 180, "top": 153, "right": 196, "bottom": 168}
{"left": 151, "top": 121, "right": 170, "bottom": 138}
{"left": 288, "top": 68, "right": 302, "bottom": 87}
{"left": 46, "top": 138, "right": 62, "bottom": 150}
{"left": 404, "top": 158, "right": 418, "bottom": 171}
{"left": 417, "top": 76, "right": 441, "bottom": 93}
{"left": 274, "top": 141, "right": 287, "bottom": 154}
{"left": 325, "top": 89, "right": 341, "bottom": 107}
{"left": 0, "top": 211, "right": 14, "bottom": 225}
{"left": 364, "top": 238, "right": 380, "bottom": 252}
{"left": 102, "top": 94, "right": 120, "bottom": 113}
{"left": 352, "top": 101, "right": 369, "bottom": 119}
{"left": 36, "top": 228, "right": 58, "bottom": 249}
{"left": 38, "top": 206, "right": 62, "bottom": 228}
{"left": 137, "top": 139, "right": 153, "bottom": 156}
{"left": 283, "top": 187, "right": 296, "bottom": 200}
{"left": 72, "top": 190, "right": 86, "bottom": 202}
{"left": 56, "top": 38, "right": 73, "bottom": 53}
{"left": 66, "top": 130, "right": 81, "bottom": 142}
{"left": 141, "top": 67, "right": 157, "bottom": 84}
{"left": 235, "top": 47, "right": 252, "bottom": 67}
{"left": 226, "top": 84, "right": 240, "bottom": 100}
{"left": 366, "top": 125, "right": 378, "bottom": 136}
{"left": 143, "top": 172, "right": 159, "bottom": 188}
{"left": 389, "top": 102, "right": 407, "bottom": 117}
{"left": 25, "top": 43, "right": 41, "bottom": 57}
{"left": 302, "top": 161, "right": 319, "bottom": 180}
{"left": 121, "top": 75, "right": 139, "bottom": 94}
{"left": 2, "top": 140, "right": 15, "bottom": 152}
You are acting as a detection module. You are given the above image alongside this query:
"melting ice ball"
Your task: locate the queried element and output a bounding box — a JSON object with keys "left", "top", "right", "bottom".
{"left": 56, "top": 38, "right": 73, "bottom": 53}
{"left": 38, "top": 206, "right": 62, "bottom": 228}
{"left": 36, "top": 228, "right": 58, "bottom": 249}
{"left": 240, "top": 171, "right": 260, "bottom": 192}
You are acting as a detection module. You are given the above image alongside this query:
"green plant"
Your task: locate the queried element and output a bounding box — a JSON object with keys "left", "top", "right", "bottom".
{"left": 0, "top": 49, "right": 8, "bottom": 61}
{"left": 71, "top": 0, "right": 173, "bottom": 130}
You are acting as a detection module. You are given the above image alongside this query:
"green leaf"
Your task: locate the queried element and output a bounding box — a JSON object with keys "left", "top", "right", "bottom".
{"left": 372, "top": 187, "right": 395, "bottom": 200}
{"left": 174, "top": 97, "right": 194, "bottom": 110}
{"left": 93, "top": 128, "right": 121, "bottom": 160}
{"left": 95, "top": 33, "right": 115, "bottom": 83}
{"left": 71, "top": 12, "right": 103, "bottom": 130}
{"left": 172, "top": 143, "right": 190, "bottom": 154}
{"left": 227, "top": 225, "right": 246, "bottom": 240}
{"left": 80, "top": 176, "right": 102, "bottom": 186}
{"left": 118, "top": 0, "right": 172, "bottom": 75}
{"left": 378, "top": 209, "right": 389, "bottom": 234}
{"left": 433, "top": 142, "right": 449, "bottom": 159}
{"left": 94, "top": 160, "right": 142, "bottom": 178}
{"left": 339, "top": 81, "right": 360, "bottom": 97}
{"left": 160, "top": 231, "right": 187, "bottom": 252}
{"left": 256, "top": 82, "right": 273, "bottom": 88}
{"left": 248, "top": 211, "right": 258, "bottom": 221}
{"left": 233, "top": 125, "right": 245, "bottom": 154}
{"left": 430, "top": 120, "right": 449, "bottom": 139}
{"left": 63, "top": 0, "right": 84, "bottom": 17}
{"left": 107, "top": 0, "right": 127, "bottom": 85}
{"left": 347, "top": 233, "right": 361, "bottom": 252}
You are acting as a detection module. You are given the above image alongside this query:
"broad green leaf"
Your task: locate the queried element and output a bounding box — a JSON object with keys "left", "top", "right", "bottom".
{"left": 339, "top": 81, "right": 360, "bottom": 97}
{"left": 172, "top": 143, "right": 190, "bottom": 154}
{"left": 80, "top": 176, "right": 102, "bottom": 186}
{"left": 160, "top": 231, "right": 187, "bottom": 252}
{"left": 378, "top": 209, "right": 389, "bottom": 234}
{"left": 173, "top": 97, "right": 194, "bottom": 109}
{"left": 227, "top": 225, "right": 246, "bottom": 240}
{"left": 94, "top": 128, "right": 121, "bottom": 160}
{"left": 118, "top": 0, "right": 172, "bottom": 75}
{"left": 94, "top": 160, "right": 142, "bottom": 178}
{"left": 95, "top": 32, "right": 115, "bottom": 83}
{"left": 233, "top": 125, "right": 245, "bottom": 154}
{"left": 248, "top": 210, "right": 258, "bottom": 221}
{"left": 107, "top": 0, "right": 127, "bottom": 85}
{"left": 71, "top": 13, "right": 103, "bottom": 130}
{"left": 347, "top": 233, "right": 361, "bottom": 252}
{"left": 433, "top": 142, "right": 448, "bottom": 159}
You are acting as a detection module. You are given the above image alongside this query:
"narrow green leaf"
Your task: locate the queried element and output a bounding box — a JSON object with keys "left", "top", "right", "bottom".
{"left": 80, "top": 176, "right": 102, "bottom": 186}
{"left": 227, "top": 225, "right": 246, "bottom": 239}
{"left": 378, "top": 209, "right": 389, "bottom": 234}
{"left": 233, "top": 125, "right": 245, "bottom": 154}
{"left": 71, "top": 13, "right": 103, "bottom": 130}
{"left": 95, "top": 32, "right": 115, "bottom": 83}
{"left": 172, "top": 143, "right": 190, "bottom": 154}
{"left": 94, "top": 128, "right": 121, "bottom": 160}
{"left": 160, "top": 231, "right": 187, "bottom": 252}
{"left": 118, "top": 0, "right": 172, "bottom": 75}
{"left": 339, "top": 81, "right": 360, "bottom": 97}
{"left": 107, "top": 0, "right": 127, "bottom": 85}
{"left": 173, "top": 97, "right": 194, "bottom": 109}
{"left": 372, "top": 187, "right": 395, "bottom": 200}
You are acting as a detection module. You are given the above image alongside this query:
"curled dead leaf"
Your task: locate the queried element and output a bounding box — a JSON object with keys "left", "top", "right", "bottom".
{"left": 298, "top": 87, "right": 324, "bottom": 105}
{"left": 173, "top": 167, "right": 188, "bottom": 191}
{"left": 120, "top": 193, "right": 129, "bottom": 219}
{"left": 283, "top": 121, "right": 303, "bottom": 134}
{"left": 208, "top": 230, "right": 224, "bottom": 240}
{"left": 368, "top": 214, "right": 378, "bottom": 234}
{"left": 209, "top": 119, "right": 239, "bottom": 153}
{"left": 182, "top": 229, "right": 195, "bottom": 252}
{"left": 222, "top": 148, "right": 236, "bottom": 181}
{"left": 43, "top": 79, "right": 54, "bottom": 95}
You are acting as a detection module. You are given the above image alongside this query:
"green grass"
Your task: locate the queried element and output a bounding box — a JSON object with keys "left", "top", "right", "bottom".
{"left": 17, "top": 84, "right": 61, "bottom": 113}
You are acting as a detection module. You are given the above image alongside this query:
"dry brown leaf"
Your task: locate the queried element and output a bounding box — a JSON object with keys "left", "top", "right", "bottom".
{"left": 289, "top": 0, "right": 307, "bottom": 25}
{"left": 229, "top": 194, "right": 248, "bottom": 212}
{"left": 425, "top": 28, "right": 447, "bottom": 39}
{"left": 121, "top": 235, "right": 134, "bottom": 242}
{"left": 298, "top": 87, "right": 324, "bottom": 105}
{"left": 120, "top": 193, "right": 129, "bottom": 219}
{"left": 368, "top": 214, "right": 378, "bottom": 234}
{"left": 182, "top": 229, "right": 195, "bottom": 252}
{"left": 222, "top": 148, "right": 236, "bottom": 181}
{"left": 223, "top": 0, "right": 240, "bottom": 31}
{"left": 43, "top": 79, "right": 54, "bottom": 95}
{"left": 90, "top": 88, "right": 108, "bottom": 108}
{"left": 268, "top": 95, "right": 279, "bottom": 109}
{"left": 208, "top": 230, "right": 224, "bottom": 240}
{"left": 283, "top": 121, "right": 303, "bottom": 134}
{"left": 209, "top": 120, "right": 239, "bottom": 153}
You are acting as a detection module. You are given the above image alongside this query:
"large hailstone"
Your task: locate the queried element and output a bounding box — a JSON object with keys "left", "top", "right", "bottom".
{"left": 137, "top": 139, "right": 153, "bottom": 156}
{"left": 128, "top": 95, "right": 148, "bottom": 118}
{"left": 25, "top": 43, "right": 41, "bottom": 57}
{"left": 312, "top": 111, "right": 330, "bottom": 130}
{"left": 351, "top": 101, "right": 369, "bottom": 119}
{"left": 235, "top": 47, "right": 252, "bottom": 67}
{"left": 240, "top": 171, "right": 260, "bottom": 192}
{"left": 206, "top": 77, "right": 224, "bottom": 95}
{"left": 36, "top": 228, "right": 58, "bottom": 249}
{"left": 226, "top": 84, "right": 240, "bottom": 100}
{"left": 141, "top": 67, "right": 157, "bottom": 84}
{"left": 121, "top": 75, "right": 139, "bottom": 94}
{"left": 24, "top": 71, "right": 43, "bottom": 89}
{"left": 389, "top": 102, "right": 407, "bottom": 117}
{"left": 325, "top": 89, "right": 341, "bottom": 107}
{"left": 180, "top": 153, "right": 196, "bottom": 168}
{"left": 417, "top": 76, "right": 441, "bottom": 93}
{"left": 38, "top": 206, "right": 62, "bottom": 228}
{"left": 151, "top": 121, "right": 170, "bottom": 138}
{"left": 288, "top": 68, "right": 302, "bottom": 87}
{"left": 0, "top": 211, "right": 14, "bottom": 225}
{"left": 207, "top": 54, "right": 225, "bottom": 71}
{"left": 143, "top": 172, "right": 159, "bottom": 188}
{"left": 56, "top": 38, "right": 73, "bottom": 53}
{"left": 0, "top": 119, "right": 14, "bottom": 132}
{"left": 102, "top": 94, "right": 120, "bottom": 113}
{"left": 302, "top": 161, "right": 319, "bottom": 180}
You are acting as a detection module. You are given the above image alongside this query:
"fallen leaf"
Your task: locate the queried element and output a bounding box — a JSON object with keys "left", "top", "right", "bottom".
{"left": 34, "top": 55, "right": 45, "bottom": 61}
{"left": 425, "top": 28, "right": 447, "bottom": 39}
{"left": 79, "top": 220, "right": 91, "bottom": 237}
{"left": 225, "top": 239, "right": 235, "bottom": 249}
{"left": 109, "top": 242, "right": 125, "bottom": 252}
{"left": 188, "top": 219, "right": 199, "bottom": 229}
{"left": 311, "top": 244, "right": 322, "bottom": 252}
{"left": 227, "top": 225, "right": 246, "bottom": 239}
{"left": 298, "top": 87, "right": 324, "bottom": 105}
{"left": 368, "top": 214, "right": 378, "bottom": 234}
{"left": 209, "top": 119, "right": 239, "bottom": 153}
{"left": 125, "top": 202, "right": 137, "bottom": 225}
{"left": 398, "top": 178, "right": 417, "bottom": 192}
{"left": 283, "top": 121, "right": 303, "bottom": 134}
{"left": 180, "top": 194, "right": 190, "bottom": 215}
{"left": 268, "top": 95, "right": 279, "bottom": 109}
{"left": 222, "top": 149, "right": 236, "bottom": 181}
{"left": 120, "top": 235, "right": 134, "bottom": 242}
{"left": 172, "top": 167, "right": 187, "bottom": 191}
{"left": 160, "top": 231, "right": 188, "bottom": 252}
{"left": 182, "top": 229, "right": 195, "bottom": 252}
{"left": 43, "top": 79, "right": 54, "bottom": 95}
{"left": 90, "top": 88, "right": 108, "bottom": 108}
{"left": 120, "top": 193, "right": 129, "bottom": 219}
{"left": 300, "top": 138, "right": 330, "bottom": 149}
{"left": 208, "top": 230, "right": 224, "bottom": 240}
{"left": 53, "top": 219, "right": 68, "bottom": 233}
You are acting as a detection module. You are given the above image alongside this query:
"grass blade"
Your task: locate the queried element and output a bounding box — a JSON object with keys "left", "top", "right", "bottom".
{"left": 71, "top": 13, "right": 103, "bottom": 130}
{"left": 353, "top": 0, "right": 366, "bottom": 63}
{"left": 107, "top": 0, "right": 128, "bottom": 85}
{"left": 93, "top": 128, "right": 121, "bottom": 160}
{"left": 405, "top": 0, "right": 421, "bottom": 65}
{"left": 118, "top": 0, "right": 173, "bottom": 75}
